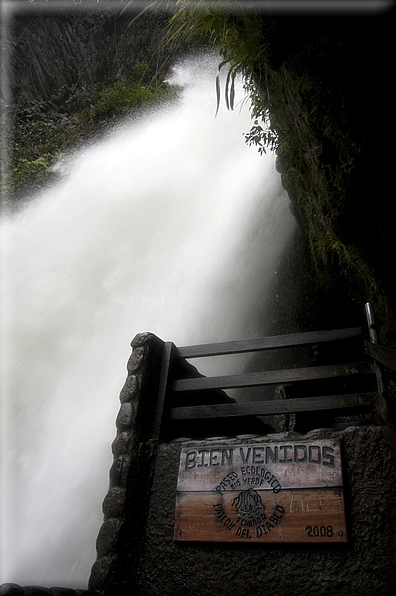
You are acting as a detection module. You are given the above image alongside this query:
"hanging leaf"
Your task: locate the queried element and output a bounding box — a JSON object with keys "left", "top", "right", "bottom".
{"left": 225, "top": 68, "right": 231, "bottom": 110}
{"left": 215, "top": 59, "right": 230, "bottom": 117}
{"left": 229, "top": 72, "right": 235, "bottom": 110}
{"left": 225, "top": 67, "right": 236, "bottom": 111}
{"left": 215, "top": 70, "right": 221, "bottom": 116}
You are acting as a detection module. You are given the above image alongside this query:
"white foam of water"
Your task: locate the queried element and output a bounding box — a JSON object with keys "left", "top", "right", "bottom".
{"left": 0, "top": 54, "right": 295, "bottom": 587}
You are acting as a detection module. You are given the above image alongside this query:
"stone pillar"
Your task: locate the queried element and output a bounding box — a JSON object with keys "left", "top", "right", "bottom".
{"left": 88, "top": 333, "right": 165, "bottom": 594}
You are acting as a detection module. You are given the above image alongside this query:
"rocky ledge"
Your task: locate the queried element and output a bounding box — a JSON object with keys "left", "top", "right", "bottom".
{"left": 0, "top": 585, "right": 100, "bottom": 596}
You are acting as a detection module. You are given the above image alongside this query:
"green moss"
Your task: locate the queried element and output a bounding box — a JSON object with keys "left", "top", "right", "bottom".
{"left": 79, "top": 78, "right": 177, "bottom": 126}
{"left": 6, "top": 153, "right": 54, "bottom": 195}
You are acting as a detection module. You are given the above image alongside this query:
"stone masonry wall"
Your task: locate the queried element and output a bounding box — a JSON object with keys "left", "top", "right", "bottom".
{"left": 89, "top": 332, "right": 165, "bottom": 593}
{"left": 88, "top": 333, "right": 396, "bottom": 596}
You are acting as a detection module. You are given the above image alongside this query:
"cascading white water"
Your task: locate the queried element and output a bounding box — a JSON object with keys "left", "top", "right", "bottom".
{"left": 0, "top": 55, "right": 295, "bottom": 588}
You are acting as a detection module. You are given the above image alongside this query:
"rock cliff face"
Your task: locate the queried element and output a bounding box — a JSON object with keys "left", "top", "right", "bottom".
{"left": 260, "top": 14, "right": 396, "bottom": 339}
{"left": 8, "top": 7, "right": 173, "bottom": 111}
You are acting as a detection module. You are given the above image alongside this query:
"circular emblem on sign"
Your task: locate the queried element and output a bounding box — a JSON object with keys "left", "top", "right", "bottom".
{"left": 212, "top": 468, "right": 285, "bottom": 539}
{"left": 232, "top": 488, "right": 266, "bottom": 521}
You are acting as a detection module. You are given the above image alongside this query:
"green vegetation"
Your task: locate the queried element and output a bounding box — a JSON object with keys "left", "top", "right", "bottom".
{"left": 3, "top": 62, "right": 178, "bottom": 202}
{"left": 74, "top": 68, "right": 178, "bottom": 126}
{"left": 6, "top": 154, "right": 55, "bottom": 197}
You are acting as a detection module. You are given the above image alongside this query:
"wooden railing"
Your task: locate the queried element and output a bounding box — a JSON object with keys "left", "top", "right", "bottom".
{"left": 171, "top": 328, "right": 373, "bottom": 418}
{"left": 153, "top": 303, "right": 396, "bottom": 452}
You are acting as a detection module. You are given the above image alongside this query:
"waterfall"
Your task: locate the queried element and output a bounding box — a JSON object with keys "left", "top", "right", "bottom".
{"left": 0, "top": 54, "right": 296, "bottom": 587}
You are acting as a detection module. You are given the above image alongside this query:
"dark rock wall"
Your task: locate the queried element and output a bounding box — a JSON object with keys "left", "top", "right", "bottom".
{"left": 7, "top": 7, "right": 174, "bottom": 112}
{"left": 268, "top": 15, "right": 396, "bottom": 332}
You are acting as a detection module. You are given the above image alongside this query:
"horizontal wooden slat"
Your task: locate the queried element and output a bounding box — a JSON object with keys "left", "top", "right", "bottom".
{"left": 170, "top": 392, "right": 376, "bottom": 420}
{"left": 177, "top": 327, "right": 362, "bottom": 359}
{"left": 173, "top": 362, "right": 373, "bottom": 392}
{"left": 365, "top": 341, "right": 396, "bottom": 372}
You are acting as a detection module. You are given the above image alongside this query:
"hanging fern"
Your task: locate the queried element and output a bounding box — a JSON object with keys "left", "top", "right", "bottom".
{"left": 168, "top": 1, "right": 277, "bottom": 152}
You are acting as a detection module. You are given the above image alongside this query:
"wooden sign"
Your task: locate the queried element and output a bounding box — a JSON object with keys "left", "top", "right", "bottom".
{"left": 174, "top": 440, "right": 347, "bottom": 543}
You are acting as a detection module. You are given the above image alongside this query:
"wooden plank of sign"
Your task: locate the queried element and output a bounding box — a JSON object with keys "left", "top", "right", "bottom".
{"left": 172, "top": 362, "right": 373, "bottom": 392}
{"left": 174, "top": 489, "right": 347, "bottom": 543}
{"left": 170, "top": 392, "right": 376, "bottom": 420}
{"left": 174, "top": 440, "right": 347, "bottom": 543}
{"left": 178, "top": 327, "right": 362, "bottom": 359}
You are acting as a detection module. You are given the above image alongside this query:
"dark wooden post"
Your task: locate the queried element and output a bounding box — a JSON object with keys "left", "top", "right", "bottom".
{"left": 152, "top": 341, "right": 178, "bottom": 441}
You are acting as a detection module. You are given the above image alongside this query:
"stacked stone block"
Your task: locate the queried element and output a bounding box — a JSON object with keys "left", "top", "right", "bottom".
{"left": 0, "top": 586, "right": 98, "bottom": 595}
